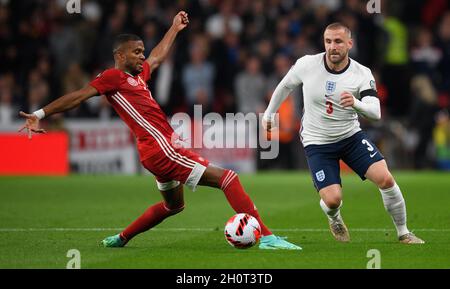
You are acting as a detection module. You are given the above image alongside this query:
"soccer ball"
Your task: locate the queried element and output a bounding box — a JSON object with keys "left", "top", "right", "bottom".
{"left": 224, "top": 213, "right": 261, "bottom": 249}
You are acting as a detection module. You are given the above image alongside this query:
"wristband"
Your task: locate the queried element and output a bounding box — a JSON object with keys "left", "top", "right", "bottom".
{"left": 262, "top": 113, "right": 275, "bottom": 123}
{"left": 33, "top": 109, "right": 45, "bottom": 120}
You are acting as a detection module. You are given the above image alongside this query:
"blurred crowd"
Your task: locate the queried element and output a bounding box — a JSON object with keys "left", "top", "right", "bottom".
{"left": 0, "top": 0, "right": 450, "bottom": 169}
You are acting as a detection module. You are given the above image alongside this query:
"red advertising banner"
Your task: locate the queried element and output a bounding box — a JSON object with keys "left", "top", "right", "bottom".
{"left": 0, "top": 132, "right": 69, "bottom": 175}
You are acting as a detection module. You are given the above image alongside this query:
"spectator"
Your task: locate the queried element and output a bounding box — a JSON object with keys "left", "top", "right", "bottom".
{"left": 437, "top": 12, "right": 450, "bottom": 93}
{"left": 182, "top": 34, "right": 215, "bottom": 114}
{"left": 62, "top": 63, "right": 91, "bottom": 118}
{"left": 205, "top": 0, "right": 243, "bottom": 39}
{"left": 234, "top": 55, "right": 266, "bottom": 114}
{"left": 262, "top": 54, "right": 302, "bottom": 170}
{"left": 0, "top": 73, "right": 18, "bottom": 125}
{"left": 411, "top": 27, "right": 442, "bottom": 76}
{"left": 408, "top": 75, "right": 440, "bottom": 169}
{"left": 1, "top": 0, "right": 449, "bottom": 170}
{"left": 381, "top": 9, "right": 410, "bottom": 116}
{"left": 49, "top": 20, "right": 83, "bottom": 76}
{"left": 26, "top": 72, "right": 49, "bottom": 114}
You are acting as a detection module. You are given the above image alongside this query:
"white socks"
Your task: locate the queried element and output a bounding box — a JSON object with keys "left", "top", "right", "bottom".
{"left": 379, "top": 183, "right": 409, "bottom": 237}
{"left": 320, "top": 199, "right": 342, "bottom": 221}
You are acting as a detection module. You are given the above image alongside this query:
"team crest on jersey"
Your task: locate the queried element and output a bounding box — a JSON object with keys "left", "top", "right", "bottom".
{"left": 316, "top": 170, "right": 325, "bottom": 182}
{"left": 325, "top": 81, "right": 336, "bottom": 94}
{"left": 127, "top": 77, "right": 138, "bottom": 87}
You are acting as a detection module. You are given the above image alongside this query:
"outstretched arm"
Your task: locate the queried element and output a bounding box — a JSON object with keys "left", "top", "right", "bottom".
{"left": 18, "top": 85, "right": 99, "bottom": 138}
{"left": 146, "top": 11, "right": 189, "bottom": 72}
{"left": 262, "top": 69, "right": 302, "bottom": 131}
{"left": 262, "top": 82, "right": 295, "bottom": 131}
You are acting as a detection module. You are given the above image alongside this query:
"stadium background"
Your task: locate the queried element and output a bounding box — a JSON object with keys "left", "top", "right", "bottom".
{"left": 1, "top": 0, "right": 449, "bottom": 174}
{"left": 0, "top": 0, "right": 450, "bottom": 269}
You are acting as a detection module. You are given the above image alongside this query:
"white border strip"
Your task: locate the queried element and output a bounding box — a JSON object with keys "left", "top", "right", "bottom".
{"left": 0, "top": 228, "right": 448, "bottom": 232}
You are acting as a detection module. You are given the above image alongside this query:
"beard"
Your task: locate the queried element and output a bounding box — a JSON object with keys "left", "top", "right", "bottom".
{"left": 327, "top": 50, "right": 348, "bottom": 64}
{"left": 126, "top": 62, "right": 142, "bottom": 76}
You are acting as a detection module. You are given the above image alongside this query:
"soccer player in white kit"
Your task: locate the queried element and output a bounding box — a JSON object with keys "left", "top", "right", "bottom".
{"left": 262, "top": 23, "right": 424, "bottom": 244}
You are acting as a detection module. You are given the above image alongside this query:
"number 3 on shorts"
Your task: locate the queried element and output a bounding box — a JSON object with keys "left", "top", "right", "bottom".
{"left": 362, "top": 139, "right": 374, "bottom": 152}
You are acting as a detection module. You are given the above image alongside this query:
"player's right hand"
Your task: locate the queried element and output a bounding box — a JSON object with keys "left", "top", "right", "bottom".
{"left": 18, "top": 111, "right": 46, "bottom": 139}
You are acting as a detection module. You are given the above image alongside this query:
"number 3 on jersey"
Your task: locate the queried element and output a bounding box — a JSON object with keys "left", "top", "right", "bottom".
{"left": 326, "top": 101, "right": 333, "bottom": 114}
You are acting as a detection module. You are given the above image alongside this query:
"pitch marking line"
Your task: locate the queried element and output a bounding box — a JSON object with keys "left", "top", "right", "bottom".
{"left": 0, "top": 228, "right": 449, "bottom": 232}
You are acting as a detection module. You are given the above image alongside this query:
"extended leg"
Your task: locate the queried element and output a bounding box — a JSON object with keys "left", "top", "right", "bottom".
{"left": 102, "top": 181, "right": 185, "bottom": 247}
{"left": 365, "top": 160, "right": 424, "bottom": 244}
{"left": 198, "top": 165, "right": 302, "bottom": 250}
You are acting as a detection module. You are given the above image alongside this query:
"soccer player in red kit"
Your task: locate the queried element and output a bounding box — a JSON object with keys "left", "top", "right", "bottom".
{"left": 18, "top": 11, "right": 301, "bottom": 250}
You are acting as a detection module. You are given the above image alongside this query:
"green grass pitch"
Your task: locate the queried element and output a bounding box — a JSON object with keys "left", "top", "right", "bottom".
{"left": 0, "top": 171, "right": 449, "bottom": 269}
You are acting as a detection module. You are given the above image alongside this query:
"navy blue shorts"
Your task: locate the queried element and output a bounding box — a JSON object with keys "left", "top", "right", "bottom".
{"left": 304, "top": 131, "right": 384, "bottom": 191}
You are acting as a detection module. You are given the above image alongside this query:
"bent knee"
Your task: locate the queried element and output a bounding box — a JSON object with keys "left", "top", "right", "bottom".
{"left": 323, "top": 197, "right": 341, "bottom": 209}
{"left": 157, "top": 180, "right": 181, "bottom": 191}
{"left": 378, "top": 174, "right": 395, "bottom": 189}
{"left": 320, "top": 185, "right": 342, "bottom": 209}
{"left": 219, "top": 169, "right": 239, "bottom": 190}
{"left": 164, "top": 203, "right": 185, "bottom": 215}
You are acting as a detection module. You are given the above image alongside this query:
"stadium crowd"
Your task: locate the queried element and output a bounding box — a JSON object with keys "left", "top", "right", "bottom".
{"left": 0, "top": 0, "right": 449, "bottom": 169}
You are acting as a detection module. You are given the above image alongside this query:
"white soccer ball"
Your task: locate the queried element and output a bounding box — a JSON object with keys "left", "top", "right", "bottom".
{"left": 224, "top": 213, "right": 261, "bottom": 249}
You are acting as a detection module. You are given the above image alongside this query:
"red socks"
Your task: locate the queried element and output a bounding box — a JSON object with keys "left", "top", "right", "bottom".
{"left": 120, "top": 202, "right": 184, "bottom": 242}
{"left": 219, "top": 170, "right": 272, "bottom": 236}
{"left": 119, "top": 169, "right": 272, "bottom": 243}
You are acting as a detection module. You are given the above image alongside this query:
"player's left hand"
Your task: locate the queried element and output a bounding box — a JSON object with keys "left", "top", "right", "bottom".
{"left": 173, "top": 11, "right": 189, "bottom": 32}
{"left": 262, "top": 115, "right": 275, "bottom": 132}
{"left": 340, "top": 91, "right": 355, "bottom": 108}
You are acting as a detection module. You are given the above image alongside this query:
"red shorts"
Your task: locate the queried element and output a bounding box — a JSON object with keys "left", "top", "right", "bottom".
{"left": 141, "top": 145, "right": 209, "bottom": 191}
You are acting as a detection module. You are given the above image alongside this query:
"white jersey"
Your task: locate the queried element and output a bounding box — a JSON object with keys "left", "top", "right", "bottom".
{"left": 276, "top": 52, "right": 378, "bottom": 146}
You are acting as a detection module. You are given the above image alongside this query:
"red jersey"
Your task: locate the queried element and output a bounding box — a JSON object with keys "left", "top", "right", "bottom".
{"left": 90, "top": 62, "right": 175, "bottom": 161}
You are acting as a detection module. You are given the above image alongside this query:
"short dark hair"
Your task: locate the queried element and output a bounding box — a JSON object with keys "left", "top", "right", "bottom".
{"left": 324, "top": 22, "right": 352, "bottom": 38}
{"left": 113, "top": 34, "right": 143, "bottom": 53}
